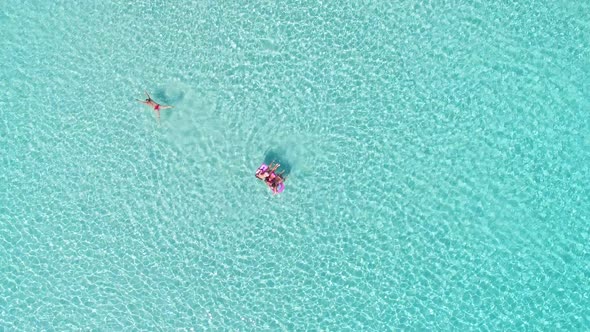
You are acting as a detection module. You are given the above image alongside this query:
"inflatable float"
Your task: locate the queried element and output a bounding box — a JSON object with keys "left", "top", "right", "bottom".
{"left": 255, "top": 163, "right": 285, "bottom": 194}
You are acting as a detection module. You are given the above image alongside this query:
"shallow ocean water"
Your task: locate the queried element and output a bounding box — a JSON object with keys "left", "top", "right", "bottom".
{"left": 1, "top": 0, "right": 589, "bottom": 330}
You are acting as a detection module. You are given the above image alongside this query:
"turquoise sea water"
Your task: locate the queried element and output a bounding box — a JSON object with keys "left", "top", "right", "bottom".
{"left": 1, "top": 0, "right": 589, "bottom": 330}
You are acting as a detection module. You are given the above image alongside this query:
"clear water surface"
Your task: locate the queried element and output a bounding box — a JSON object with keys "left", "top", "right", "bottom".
{"left": 1, "top": 0, "right": 589, "bottom": 330}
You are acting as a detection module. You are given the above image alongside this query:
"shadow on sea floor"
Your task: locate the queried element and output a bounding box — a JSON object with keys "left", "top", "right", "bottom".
{"left": 153, "top": 88, "right": 185, "bottom": 104}
{"left": 264, "top": 148, "right": 292, "bottom": 176}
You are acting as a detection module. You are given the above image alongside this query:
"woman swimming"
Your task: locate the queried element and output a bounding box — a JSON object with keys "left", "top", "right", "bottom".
{"left": 137, "top": 91, "right": 173, "bottom": 121}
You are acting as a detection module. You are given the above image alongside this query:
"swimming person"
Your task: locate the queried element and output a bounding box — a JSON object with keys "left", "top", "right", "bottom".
{"left": 137, "top": 91, "right": 173, "bottom": 121}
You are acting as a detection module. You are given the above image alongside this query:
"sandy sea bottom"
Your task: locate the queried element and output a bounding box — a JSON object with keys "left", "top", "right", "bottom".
{"left": 1, "top": 1, "right": 589, "bottom": 330}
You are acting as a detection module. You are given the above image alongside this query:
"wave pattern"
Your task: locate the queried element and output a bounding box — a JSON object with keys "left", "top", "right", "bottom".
{"left": 1, "top": 0, "right": 589, "bottom": 330}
